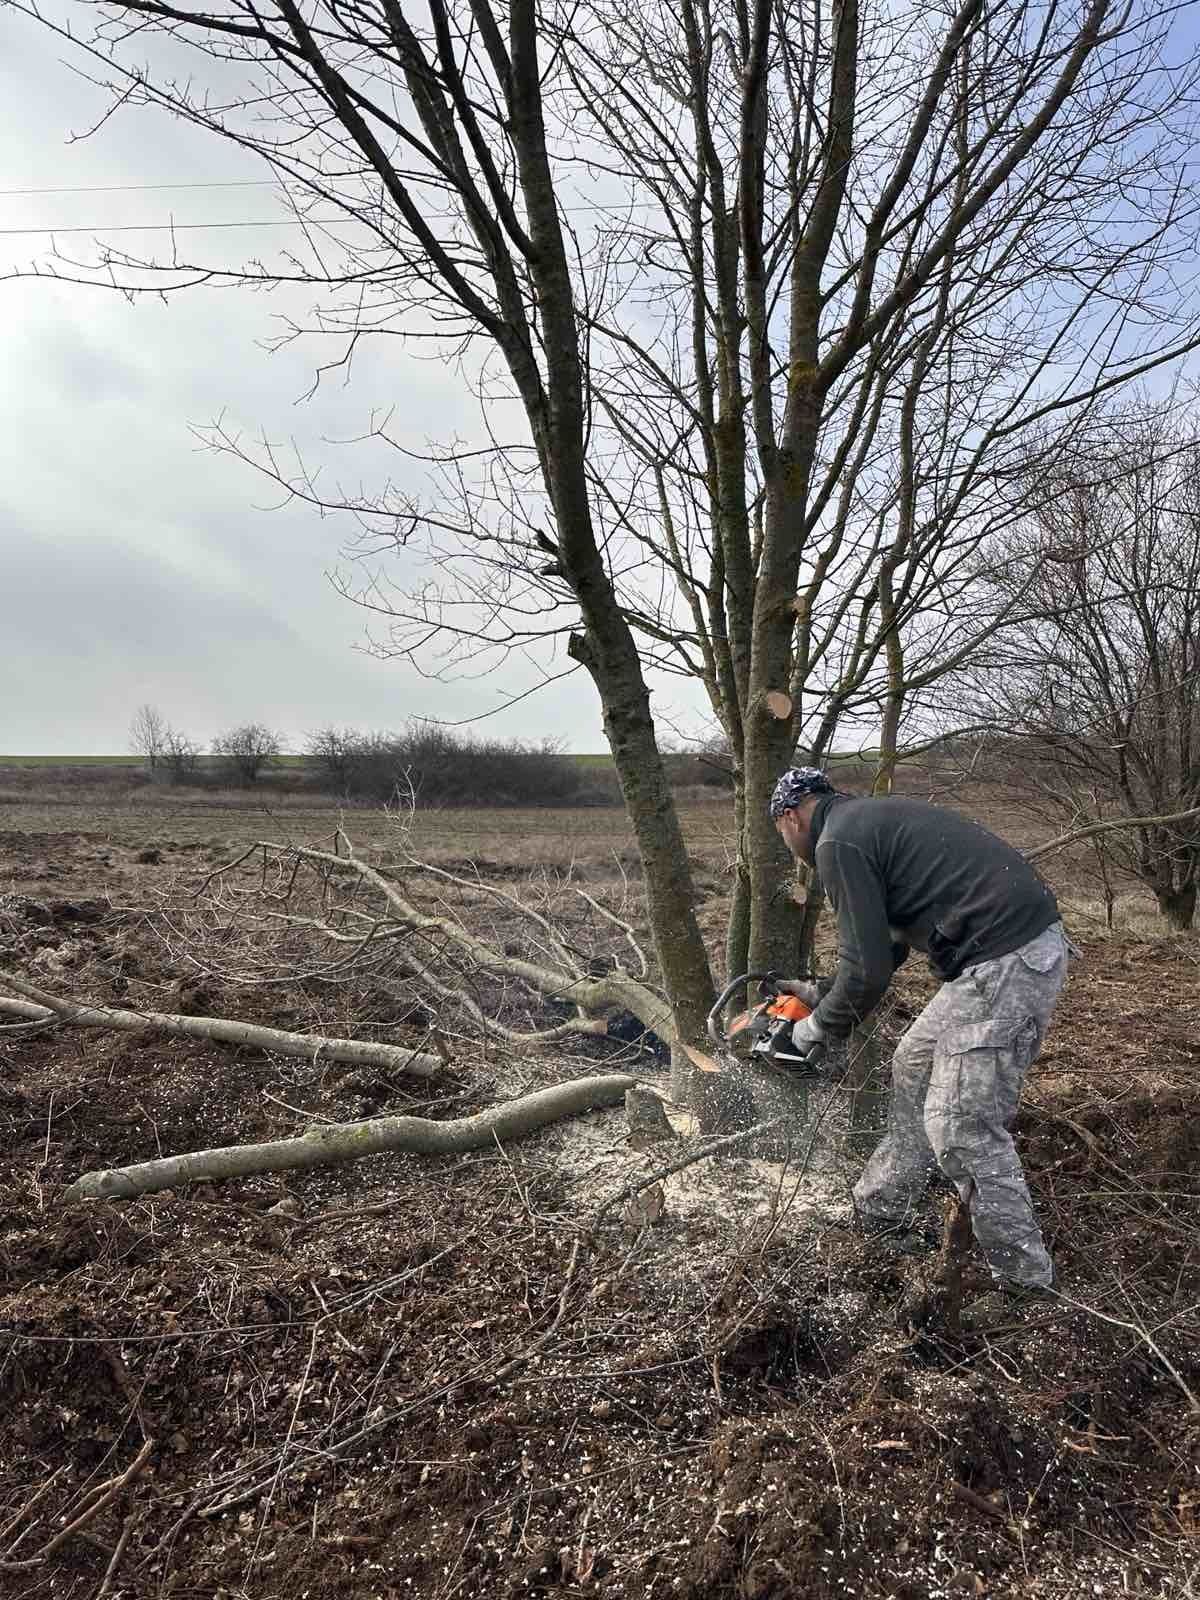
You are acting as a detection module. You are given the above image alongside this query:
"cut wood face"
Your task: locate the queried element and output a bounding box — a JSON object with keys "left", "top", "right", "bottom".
{"left": 681, "top": 1042, "right": 722, "bottom": 1075}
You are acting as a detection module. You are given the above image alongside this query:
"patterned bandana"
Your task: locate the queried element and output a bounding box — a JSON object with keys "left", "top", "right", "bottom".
{"left": 768, "top": 766, "right": 834, "bottom": 818}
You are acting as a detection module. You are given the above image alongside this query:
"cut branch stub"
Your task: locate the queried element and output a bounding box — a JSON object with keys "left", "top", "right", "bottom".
{"left": 624, "top": 1087, "right": 677, "bottom": 1149}
{"left": 762, "top": 690, "right": 793, "bottom": 721}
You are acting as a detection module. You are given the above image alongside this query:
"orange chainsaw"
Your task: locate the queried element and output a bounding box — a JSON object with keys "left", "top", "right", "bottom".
{"left": 706, "top": 971, "right": 825, "bottom": 1072}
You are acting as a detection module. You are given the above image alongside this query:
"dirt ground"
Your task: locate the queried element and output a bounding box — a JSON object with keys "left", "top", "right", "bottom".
{"left": 1, "top": 802, "right": 1199, "bottom": 1599}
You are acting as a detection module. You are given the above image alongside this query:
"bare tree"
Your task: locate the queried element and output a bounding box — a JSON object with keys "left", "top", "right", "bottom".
{"left": 13, "top": 0, "right": 1200, "bottom": 1057}
{"left": 212, "top": 723, "right": 283, "bottom": 787}
{"left": 306, "top": 726, "right": 357, "bottom": 795}
{"left": 128, "top": 703, "right": 166, "bottom": 772}
{"left": 161, "top": 726, "right": 201, "bottom": 785}
{"left": 13, "top": 0, "right": 719, "bottom": 1047}
{"left": 965, "top": 414, "right": 1200, "bottom": 928}
{"left": 548, "top": 0, "right": 1200, "bottom": 975}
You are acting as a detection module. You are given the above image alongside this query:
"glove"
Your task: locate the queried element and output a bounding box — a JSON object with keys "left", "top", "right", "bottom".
{"left": 789, "top": 1011, "right": 827, "bottom": 1066}
{"left": 773, "top": 977, "right": 824, "bottom": 1009}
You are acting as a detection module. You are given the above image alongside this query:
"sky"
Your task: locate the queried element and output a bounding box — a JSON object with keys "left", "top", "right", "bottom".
{"left": 0, "top": 10, "right": 686, "bottom": 755}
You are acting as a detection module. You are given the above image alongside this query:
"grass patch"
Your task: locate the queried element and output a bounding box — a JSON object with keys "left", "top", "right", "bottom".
{"left": 0, "top": 755, "right": 144, "bottom": 766}
{"left": 0, "top": 753, "right": 312, "bottom": 768}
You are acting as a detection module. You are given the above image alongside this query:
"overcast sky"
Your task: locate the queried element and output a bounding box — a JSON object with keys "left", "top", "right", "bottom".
{"left": 0, "top": 11, "right": 708, "bottom": 755}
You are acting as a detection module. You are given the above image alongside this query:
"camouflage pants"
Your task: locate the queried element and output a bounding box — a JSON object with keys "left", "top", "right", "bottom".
{"left": 852, "top": 922, "right": 1073, "bottom": 1288}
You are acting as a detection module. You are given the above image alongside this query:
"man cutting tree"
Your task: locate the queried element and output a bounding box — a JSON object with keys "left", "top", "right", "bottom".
{"left": 770, "top": 767, "right": 1076, "bottom": 1312}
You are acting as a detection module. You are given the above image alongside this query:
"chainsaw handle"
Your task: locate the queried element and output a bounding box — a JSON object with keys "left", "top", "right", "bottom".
{"left": 770, "top": 976, "right": 821, "bottom": 999}
{"left": 706, "top": 972, "right": 774, "bottom": 1046}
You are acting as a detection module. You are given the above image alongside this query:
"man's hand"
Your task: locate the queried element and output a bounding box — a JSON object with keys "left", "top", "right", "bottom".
{"left": 789, "top": 1012, "right": 826, "bottom": 1066}
{"left": 773, "top": 978, "right": 823, "bottom": 1009}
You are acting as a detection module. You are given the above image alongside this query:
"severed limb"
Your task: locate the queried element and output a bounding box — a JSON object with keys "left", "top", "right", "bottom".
{"left": 172, "top": 828, "right": 676, "bottom": 1047}
{"left": 0, "top": 970, "right": 445, "bottom": 1079}
{"left": 63, "top": 1072, "right": 638, "bottom": 1202}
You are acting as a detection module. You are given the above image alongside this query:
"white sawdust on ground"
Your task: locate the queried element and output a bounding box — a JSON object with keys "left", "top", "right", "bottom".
{"left": 543, "top": 1075, "right": 859, "bottom": 1238}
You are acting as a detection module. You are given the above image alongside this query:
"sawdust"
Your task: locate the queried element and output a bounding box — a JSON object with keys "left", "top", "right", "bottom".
{"left": 546, "top": 1089, "right": 856, "bottom": 1235}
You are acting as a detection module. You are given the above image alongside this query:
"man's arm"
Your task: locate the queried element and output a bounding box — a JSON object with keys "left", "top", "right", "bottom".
{"left": 811, "top": 839, "right": 896, "bottom": 1038}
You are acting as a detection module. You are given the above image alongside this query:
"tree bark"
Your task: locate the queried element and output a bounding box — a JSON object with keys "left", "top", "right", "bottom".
{"left": 795, "top": 866, "right": 826, "bottom": 974}
{"left": 63, "top": 1073, "right": 638, "bottom": 1201}
{"left": 726, "top": 777, "right": 752, "bottom": 984}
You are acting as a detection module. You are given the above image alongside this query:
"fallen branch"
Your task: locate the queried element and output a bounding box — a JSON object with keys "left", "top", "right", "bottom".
{"left": 194, "top": 832, "right": 677, "bottom": 1045}
{"left": 0, "top": 970, "right": 444, "bottom": 1080}
{"left": 64, "top": 1073, "right": 638, "bottom": 1202}
{"left": 38, "top": 1441, "right": 154, "bottom": 1561}
{"left": 1, "top": 1442, "right": 155, "bottom": 1574}
{"left": 1057, "top": 1293, "right": 1200, "bottom": 1415}
{"left": 95, "top": 1505, "right": 137, "bottom": 1600}
{"left": 0, "top": 1465, "right": 66, "bottom": 1551}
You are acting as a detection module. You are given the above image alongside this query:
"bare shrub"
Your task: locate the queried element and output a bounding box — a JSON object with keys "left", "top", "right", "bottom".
{"left": 305, "top": 726, "right": 357, "bottom": 793}
{"left": 308, "top": 724, "right": 600, "bottom": 807}
{"left": 211, "top": 724, "right": 284, "bottom": 788}
{"left": 661, "top": 733, "right": 735, "bottom": 792}
{"left": 160, "top": 728, "right": 201, "bottom": 787}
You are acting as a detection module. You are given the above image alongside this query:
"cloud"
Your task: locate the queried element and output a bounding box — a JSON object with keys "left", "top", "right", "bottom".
{"left": 0, "top": 10, "right": 715, "bottom": 757}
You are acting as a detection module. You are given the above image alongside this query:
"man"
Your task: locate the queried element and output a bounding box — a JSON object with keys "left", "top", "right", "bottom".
{"left": 770, "top": 766, "right": 1075, "bottom": 1311}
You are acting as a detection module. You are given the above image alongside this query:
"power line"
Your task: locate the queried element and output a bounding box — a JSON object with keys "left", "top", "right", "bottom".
{"left": 0, "top": 198, "right": 666, "bottom": 237}
{"left": 0, "top": 179, "right": 278, "bottom": 196}
{"left": 0, "top": 218, "right": 352, "bottom": 236}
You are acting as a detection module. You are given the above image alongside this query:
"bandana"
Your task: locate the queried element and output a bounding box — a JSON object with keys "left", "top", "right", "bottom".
{"left": 768, "top": 766, "right": 834, "bottom": 818}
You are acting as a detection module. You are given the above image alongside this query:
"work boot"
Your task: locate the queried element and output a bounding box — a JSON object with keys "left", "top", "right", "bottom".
{"left": 962, "top": 1281, "right": 1055, "bottom": 1333}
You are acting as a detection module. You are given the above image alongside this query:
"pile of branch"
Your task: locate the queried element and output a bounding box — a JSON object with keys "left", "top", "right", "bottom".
{"left": 164, "top": 828, "right": 675, "bottom": 1050}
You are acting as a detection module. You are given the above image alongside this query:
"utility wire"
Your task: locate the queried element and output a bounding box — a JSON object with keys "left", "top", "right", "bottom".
{"left": 0, "top": 180, "right": 278, "bottom": 195}
{"left": 0, "top": 218, "right": 352, "bottom": 235}
{"left": 0, "top": 193, "right": 663, "bottom": 236}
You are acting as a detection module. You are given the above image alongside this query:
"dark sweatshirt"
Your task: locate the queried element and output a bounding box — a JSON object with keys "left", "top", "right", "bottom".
{"left": 809, "top": 794, "right": 1059, "bottom": 1038}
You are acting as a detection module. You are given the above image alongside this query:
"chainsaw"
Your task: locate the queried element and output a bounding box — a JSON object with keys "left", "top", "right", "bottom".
{"left": 706, "top": 971, "right": 826, "bottom": 1073}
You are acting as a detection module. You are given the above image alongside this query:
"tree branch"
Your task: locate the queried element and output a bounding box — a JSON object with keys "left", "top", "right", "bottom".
{"left": 1023, "top": 808, "right": 1200, "bottom": 863}
{"left": 0, "top": 972, "right": 445, "bottom": 1079}
{"left": 63, "top": 1073, "right": 638, "bottom": 1201}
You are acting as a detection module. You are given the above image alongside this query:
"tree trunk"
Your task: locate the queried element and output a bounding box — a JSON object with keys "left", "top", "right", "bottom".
{"left": 726, "top": 776, "right": 752, "bottom": 984}
{"left": 873, "top": 685, "right": 904, "bottom": 796}
{"left": 691, "top": 1053, "right": 810, "bottom": 1147}
{"left": 591, "top": 655, "right": 717, "bottom": 1041}
{"left": 1155, "top": 881, "right": 1197, "bottom": 930}
{"left": 742, "top": 711, "right": 805, "bottom": 972}
{"left": 795, "top": 865, "right": 826, "bottom": 974}
{"left": 508, "top": 1, "right": 717, "bottom": 1052}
